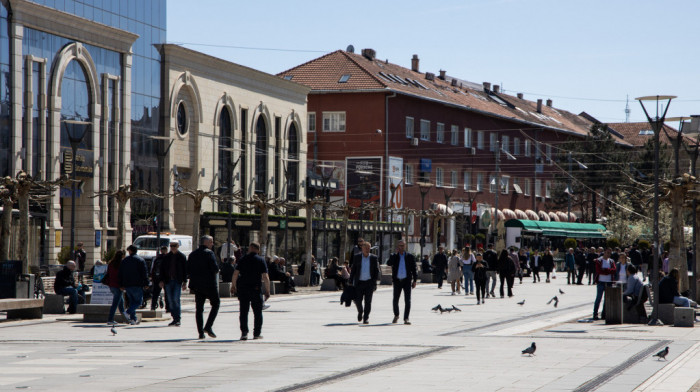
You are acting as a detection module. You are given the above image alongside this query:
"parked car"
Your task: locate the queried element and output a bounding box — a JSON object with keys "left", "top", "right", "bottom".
{"left": 133, "top": 234, "right": 193, "bottom": 266}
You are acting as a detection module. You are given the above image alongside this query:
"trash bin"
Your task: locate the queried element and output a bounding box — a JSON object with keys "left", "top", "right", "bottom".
{"left": 604, "top": 285, "right": 623, "bottom": 324}
{"left": 0, "top": 260, "right": 21, "bottom": 298}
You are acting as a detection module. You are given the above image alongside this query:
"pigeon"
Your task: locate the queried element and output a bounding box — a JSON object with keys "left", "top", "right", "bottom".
{"left": 517, "top": 300, "right": 525, "bottom": 306}
{"left": 451, "top": 305, "right": 461, "bottom": 312}
{"left": 559, "top": 289, "right": 565, "bottom": 294}
{"left": 441, "top": 306, "right": 453, "bottom": 313}
{"left": 432, "top": 304, "right": 443, "bottom": 312}
{"left": 110, "top": 327, "right": 117, "bottom": 336}
{"left": 521, "top": 342, "right": 536, "bottom": 356}
{"left": 653, "top": 346, "right": 669, "bottom": 361}
{"left": 547, "top": 296, "right": 559, "bottom": 307}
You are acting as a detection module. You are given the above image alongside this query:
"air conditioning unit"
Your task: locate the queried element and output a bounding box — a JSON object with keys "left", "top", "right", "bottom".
{"left": 411, "top": 138, "right": 419, "bottom": 147}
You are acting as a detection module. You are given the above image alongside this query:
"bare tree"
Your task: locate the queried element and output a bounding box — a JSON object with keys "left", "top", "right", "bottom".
{"left": 236, "top": 193, "right": 285, "bottom": 257}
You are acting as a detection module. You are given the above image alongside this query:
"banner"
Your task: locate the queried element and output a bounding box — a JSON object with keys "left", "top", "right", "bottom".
{"left": 387, "top": 157, "right": 403, "bottom": 223}
{"left": 91, "top": 264, "right": 112, "bottom": 305}
{"left": 346, "top": 157, "right": 382, "bottom": 208}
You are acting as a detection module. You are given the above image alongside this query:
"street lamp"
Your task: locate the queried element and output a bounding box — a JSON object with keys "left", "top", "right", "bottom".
{"left": 316, "top": 164, "right": 338, "bottom": 267}
{"left": 387, "top": 176, "right": 403, "bottom": 252}
{"left": 354, "top": 169, "right": 374, "bottom": 238}
{"left": 491, "top": 141, "right": 516, "bottom": 246}
{"left": 636, "top": 95, "right": 676, "bottom": 326}
{"left": 417, "top": 182, "right": 433, "bottom": 259}
{"left": 62, "top": 119, "right": 91, "bottom": 258}
{"left": 149, "top": 135, "right": 175, "bottom": 252}
{"left": 442, "top": 186, "right": 456, "bottom": 249}
{"left": 219, "top": 146, "right": 242, "bottom": 262}
{"left": 281, "top": 158, "right": 300, "bottom": 259}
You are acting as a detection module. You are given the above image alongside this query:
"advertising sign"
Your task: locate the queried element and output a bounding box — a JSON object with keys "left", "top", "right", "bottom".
{"left": 387, "top": 157, "right": 403, "bottom": 223}
{"left": 346, "top": 157, "right": 382, "bottom": 208}
{"left": 91, "top": 264, "right": 112, "bottom": 305}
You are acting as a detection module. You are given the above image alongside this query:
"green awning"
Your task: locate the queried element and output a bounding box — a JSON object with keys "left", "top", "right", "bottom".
{"left": 505, "top": 219, "right": 607, "bottom": 239}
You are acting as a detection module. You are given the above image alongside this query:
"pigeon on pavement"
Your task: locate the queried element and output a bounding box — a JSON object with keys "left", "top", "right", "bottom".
{"left": 451, "top": 305, "right": 461, "bottom": 312}
{"left": 547, "top": 296, "right": 559, "bottom": 307}
{"left": 517, "top": 300, "right": 525, "bottom": 306}
{"left": 559, "top": 289, "right": 565, "bottom": 294}
{"left": 653, "top": 347, "right": 669, "bottom": 361}
{"left": 432, "top": 304, "right": 443, "bottom": 312}
{"left": 522, "top": 342, "right": 536, "bottom": 356}
{"left": 110, "top": 327, "right": 117, "bottom": 336}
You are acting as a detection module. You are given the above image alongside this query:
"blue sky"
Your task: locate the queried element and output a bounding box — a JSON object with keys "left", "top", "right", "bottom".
{"left": 167, "top": 0, "right": 699, "bottom": 125}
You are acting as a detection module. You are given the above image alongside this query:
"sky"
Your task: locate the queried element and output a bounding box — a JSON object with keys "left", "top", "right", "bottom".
{"left": 167, "top": 0, "right": 700, "bottom": 125}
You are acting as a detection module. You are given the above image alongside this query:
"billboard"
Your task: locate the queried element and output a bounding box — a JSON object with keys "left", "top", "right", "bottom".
{"left": 387, "top": 157, "right": 403, "bottom": 223}
{"left": 346, "top": 157, "right": 382, "bottom": 208}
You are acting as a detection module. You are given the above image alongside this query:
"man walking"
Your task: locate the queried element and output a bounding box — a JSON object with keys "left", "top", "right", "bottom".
{"left": 119, "top": 245, "right": 149, "bottom": 325}
{"left": 187, "top": 235, "right": 220, "bottom": 339}
{"left": 160, "top": 241, "right": 187, "bottom": 326}
{"left": 232, "top": 242, "right": 270, "bottom": 340}
{"left": 350, "top": 241, "right": 379, "bottom": 324}
{"left": 387, "top": 240, "right": 417, "bottom": 325}
{"left": 431, "top": 246, "right": 448, "bottom": 289}
{"left": 483, "top": 244, "right": 498, "bottom": 297}
{"left": 593, "top": 248, "right": 616, "bottom": 321}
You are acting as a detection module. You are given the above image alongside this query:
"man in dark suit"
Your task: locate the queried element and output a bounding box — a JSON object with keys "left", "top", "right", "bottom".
{"left": 187, "top": 235, "right": 220, "bottom": 339}
{"left": 431, "top": 246, "right": 448, "bottom": 289}
{"left": 350, "top": 241, "right": 379, "bottom": 324}
{"left": 387, "top": 240, "right": 417, "bottom": 325}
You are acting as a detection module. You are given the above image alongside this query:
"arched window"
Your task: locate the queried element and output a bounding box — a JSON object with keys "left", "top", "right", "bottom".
{"left": 254, "top": 116, "right": 267, "bottom": 194}
{"left": 287, "top": 123, "right": 299, "bottom": 201}
{"left": 218, "top": 108, "right": 233, "bottom": 210}
{"left": 60, "top": 60, "right": 92, "bottom": 150}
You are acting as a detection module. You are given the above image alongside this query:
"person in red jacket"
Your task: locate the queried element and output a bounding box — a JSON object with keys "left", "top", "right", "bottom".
{"left": 593, "top": 248, "right": 616, "bottom": 320}
{"left": 105, "top": 250, "right": 126, "bottom": 325}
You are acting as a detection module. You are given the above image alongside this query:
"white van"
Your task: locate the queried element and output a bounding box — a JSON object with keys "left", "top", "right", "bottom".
{"left": 132, "top": 234, "right": 193, "bottom": 265}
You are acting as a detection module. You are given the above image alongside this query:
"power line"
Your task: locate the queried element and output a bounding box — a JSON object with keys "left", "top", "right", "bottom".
{"left": 169, "top": 42, "right": 329, "bottom": 53}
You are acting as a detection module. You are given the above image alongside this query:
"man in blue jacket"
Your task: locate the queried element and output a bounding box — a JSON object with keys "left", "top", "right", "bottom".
{"left": 119, "top": 245, "right": 149, "bottom": 325}
{"left": 350, "top": 241, "right": 379, "bottom": 324}
{"left": 387, "top": 240, "right": 417, "bottom": 325}
{"left": 187, "top": 235, "right": 220, "bottom": 339}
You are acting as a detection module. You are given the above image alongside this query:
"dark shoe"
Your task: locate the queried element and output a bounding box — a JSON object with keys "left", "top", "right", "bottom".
{"left": 168, "top": 320, "right": 180, "bottom": 327}
{"left": 198, "top": 333, "right": 205, "bottom": 339}
{"left": 392, "top": 315, "right": 399, "bottom": 324}
{"left": 159, "top": 298, "right": 164, "bottom": 309}
{"left": 404, "top": 320, "right": 411, "bottom": 325}
{"left": 253, "top": 335, "right": 263, "bottom": 340}
{"left": 593, "top": 314, "right": 600, "bottom": 321}
{"left": 204, "top": 328, "right": 216, "bottom": 338}
{"left": 240, "top": 335, "right": 248, "bottom": 341}
{"left": 358, "top": 312, "right": 362, "bottom": 322}
{"left": 363, "top": 320, "right": 369, "bottom": 324}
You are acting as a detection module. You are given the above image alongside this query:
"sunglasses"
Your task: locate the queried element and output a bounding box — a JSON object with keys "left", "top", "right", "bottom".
{"left": 170, "top": 244, "right": 178, "bottom": 247}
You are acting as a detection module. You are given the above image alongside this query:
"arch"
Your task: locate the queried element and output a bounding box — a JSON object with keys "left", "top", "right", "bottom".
{"left": 213, "top": 92, "right": 238, "bottom": 131}
{"left": 250, "top": 101, "right": 272, "bottom": 139}
{"left": 168, "top": 71, "right": 202, "bottom": 127}
{"left": 49, "top": 42, "right": 101, "bottom": 108}
{"left": 286, "top": 121, "right": 300, "bottom": 201}
{"left": 254, "top": 114, "right": 268, "bottom": 194}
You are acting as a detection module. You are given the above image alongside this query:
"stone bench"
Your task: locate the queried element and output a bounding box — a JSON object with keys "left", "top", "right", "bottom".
{"left": 219, "top": 282, "right": 232, "bottom": 298}
{"left": 293, "top": 275, "right": 306, "bottom": 287}
{"left": 77, "top": 304, "right": 155, "bottom": 323}
{"left": 43, "top": 294, "right": 66, "bottom": 314}
{"left": 270, "top": 281, "right": 286, "bottom": 295}
{"left": 0, "top": 298, "right": 44, "bottom": 319}
{"left": 320, "top": 278, "right": 338, "bottom": 291}
{"left": 420, "top": 273, "right": 434, "bottom": 284}
{"left": 674, "top": 307, "right": 695, "bottom": 327}
{"left": 657, "top": 303, "right": 676, "bottom": 325}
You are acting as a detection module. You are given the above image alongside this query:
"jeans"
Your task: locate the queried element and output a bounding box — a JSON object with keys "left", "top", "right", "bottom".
{"left": 355, "top": 280, "right": 374, "bottom": 321}
{"left": 486, "top": 271, "right": 497, "bottom": 294}
{"left": 673, "top": 296, "right": 692, "bottom": 307}
{"left": 311, "top": 271, "right": 321, "bottom": 286}
{"left": 165, "top": 280, "right": 182, "bottom": 322}
{"left": 56, "top": 287, "right": 82, "bottom": 313}
{"left": 593, "top": 282, "right": 612, "bottom": 318}
{"left": 238, "top": 289, "right": 263, "bottom": 336}
{"left": 108, "top": 286, "right": 125, "bottom": 322}
{"left": 392, "top": 278, "right": 412, "bottom": 320}
{"left": 194, "top": 288, "right": 220, "bottom": 333}
{"left": 463, "top": 268, "right": 474, "bottom": 293}
{"left": 124, "top": 286, "right": 144, "bottom": 322}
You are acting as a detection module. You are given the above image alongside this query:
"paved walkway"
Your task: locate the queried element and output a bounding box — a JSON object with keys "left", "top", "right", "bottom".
{"left": 1, "top": 277, "right": 699, "bottom": 391}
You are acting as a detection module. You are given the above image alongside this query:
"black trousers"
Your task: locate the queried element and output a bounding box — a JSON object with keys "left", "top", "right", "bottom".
{"left": 475, "top": 279, "right": 487, "bottom": 301}
{"left": 576, "top": 265, "right": 585, "bottom": 284}
{"left": 532, "top": 267, "right": 541, "bottom": 282}
{"left": 434, "top": 267, "right": 445, "bottom": 288}
{"left": 194, "top": 288, "right": 220, "bottom": 334}
{"left": 238, "top": 289, "right": 263, "bottom": 336}
{"left": 392, "top": 278, "right": 412, "bottom": 320}
{"left": 355, "top": 280, "right": 374, "bottom": 321}
{"left": 499, "top": 274, "right": 514, "bottom": 297}
{"left": 150, "top": 283, "right": 170, "bottom": 311}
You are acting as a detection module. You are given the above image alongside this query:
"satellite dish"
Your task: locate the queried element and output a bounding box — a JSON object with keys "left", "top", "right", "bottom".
{"left": 346, "top": 45, "right": 355, "bottom": 53}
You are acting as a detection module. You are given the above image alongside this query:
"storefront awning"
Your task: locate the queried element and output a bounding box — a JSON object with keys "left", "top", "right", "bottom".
{"left": 505, "top": 219, "right": 607, "bottom": 238}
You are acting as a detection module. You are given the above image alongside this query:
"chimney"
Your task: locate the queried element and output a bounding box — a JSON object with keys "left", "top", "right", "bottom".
{"left": 411, "top": 54, "right": 419, "bottom": 72}
{"left": 493, "top": 85, "right": 500, "bottom": 93}
{"left": 517, "top": 93, "right": 523, "bottom": 99}
{"left": 483, "top": 82, "right": 491, "bottom": 91}
{"left": 537, "top": 99, "right": 543, "bottom": 113}
{"left": 425, "top": 72, "right": 435, "bottom": 81}
{"left": 546, "top": 99, "right": 553, "bottom": 107}
{"left": 361, "top": 48, "right": 376, "bottom": 61}
{"left": 451, "top": 79, "right": 458, "bottom": 87}
{"left": 438, "top": 70, "right": 446, "bottom": 80}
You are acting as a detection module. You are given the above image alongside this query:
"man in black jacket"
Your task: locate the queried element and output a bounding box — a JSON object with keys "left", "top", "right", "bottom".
{"left": 483, "top": 244, "right": 498, "bottom": 297}
{"left": 431, "top": 247, "right": 448, "bottom": 289}
{"left": 119, "top": 245, "right": 149, "bottom": 324}
{"left": 187, "top": 235, "right": 220, "bottom": 339}
{"left": 387, "top": 240, "right": 417, "bottom": 324}
{"left": 54, "top": 260, "right": 86, "bottom": 314}
{"left": 350, "top": 241, "right": 379, "bottom": 324}
{"left": 232, "top": 242, "right": 270, "bottom": 340}
{"left": 159, "top": 241, "right": 188, "bottom": 326}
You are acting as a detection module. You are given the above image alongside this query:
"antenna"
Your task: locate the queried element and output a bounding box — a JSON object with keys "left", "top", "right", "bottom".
{"left": 624, "top": 94, "right": 631, "bottom": 123}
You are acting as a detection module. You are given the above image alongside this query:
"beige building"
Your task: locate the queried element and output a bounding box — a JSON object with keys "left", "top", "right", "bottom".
{"left": 158, "top": 44, "right": 309, "bottom": 244}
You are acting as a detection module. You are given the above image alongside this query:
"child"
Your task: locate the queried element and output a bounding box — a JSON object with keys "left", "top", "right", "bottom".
{"left": 472, "top": 253, "right": 489, "bottom": 304}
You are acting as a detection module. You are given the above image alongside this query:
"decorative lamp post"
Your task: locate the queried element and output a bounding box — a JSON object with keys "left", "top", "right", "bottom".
{"left": 417, "top": 182, "right": 432, "bottom": 259}
{"left": 636, "top": 95, "right": 676, "bottom": 326}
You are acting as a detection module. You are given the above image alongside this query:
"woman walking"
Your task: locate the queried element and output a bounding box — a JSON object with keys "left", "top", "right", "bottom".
{"left": 105, "top": 250, "right": 126, "bottom": 325}
{"left": 461, "top": 247, "right": 476, "bottom": 296}
{"left": 472, "top": 253, "right": 488, "bottom": 304}
{"left": 542, "top": 248, "right": 555, "bottom": 283}
{"left": 447, "top": 250, "right": 462, "bottom": 295}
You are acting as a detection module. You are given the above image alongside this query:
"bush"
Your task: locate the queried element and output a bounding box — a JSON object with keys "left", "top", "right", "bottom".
{"left": 606, "top": 238, "right": 621, "bottom": 249}
{"left": 102, "top": 247, "right": 117, "bottom": 263}
{"left": 637, "top": 239, "right": 650, "bottom": 250}
{"left": 563, "top": 238, "right": 577, "bottom": 250}
{"left": 475, "top": 233, "right": 486, "bottom": 244}
{"left": 56, "top": 246, "right": 71, "bottom": 264}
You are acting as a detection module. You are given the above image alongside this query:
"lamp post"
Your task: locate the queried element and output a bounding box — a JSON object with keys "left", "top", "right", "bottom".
{"left": 387, "top": 177, "right": 403, "bottom": 251}
{"left": 318, "top": 166, "right": 337, "bottom": 267}
{"left": 354, "top": 169, "right": 374, "bottom": 239}
{"left": 417, "top": 182, "right": 432, "bottom": 259}
{"left": 281, "top": 158, "right": 300, "bottom": 259}
{"left": 219, "top": 146, "right": 241, "bottom": 262}
{"left": 149, "top": 135, "right": 175, "bottom": 252}
{"left": 491, "top": 141, "right": 516, "bottom": 246}
{"left": 63, "top": 119, "right": 91, "bottom": 257}
{"left": 636, "top": 95, "right": 676, "bottom": 326}
{"left": 442, "top": 186, "right": 455, "bottom": 249}
{"left": 683, "top": 115, "right": 700, "bottom": 302}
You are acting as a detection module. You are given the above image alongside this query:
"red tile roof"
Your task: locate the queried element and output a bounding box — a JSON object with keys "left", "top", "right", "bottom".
{"left": 607, "top": 122, "right": 695, "bottom": 147}
{"left": 279, "top": 50, "right": 619, "bottom": 142}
